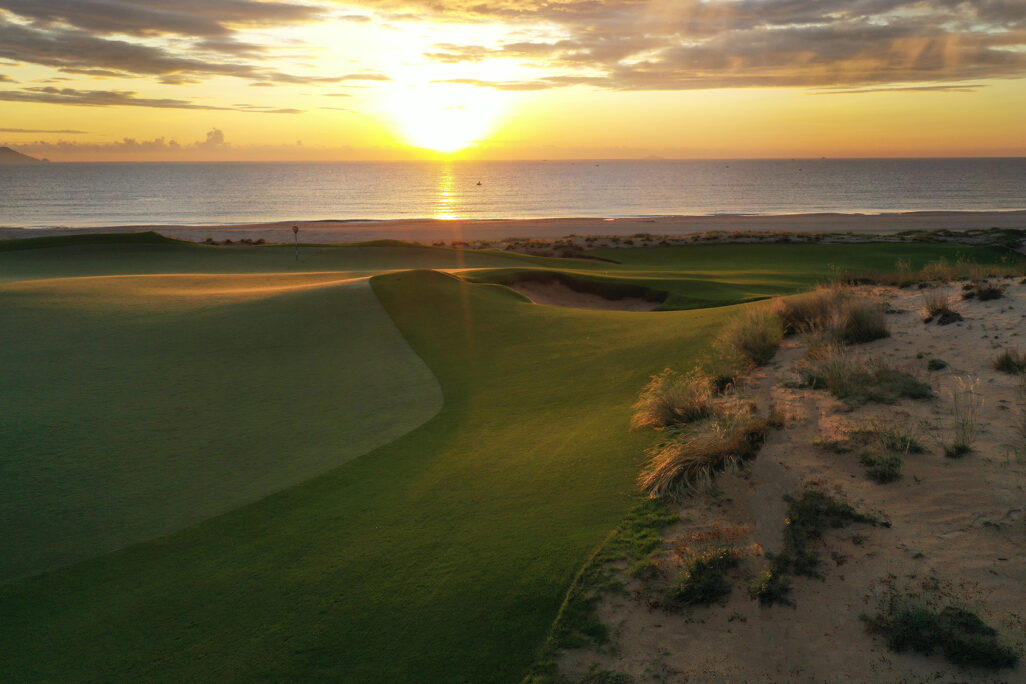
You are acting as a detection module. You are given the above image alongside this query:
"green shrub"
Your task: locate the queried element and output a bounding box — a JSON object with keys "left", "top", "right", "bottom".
{"left": 927, "top": 358, "right": 948, "bottom": 371}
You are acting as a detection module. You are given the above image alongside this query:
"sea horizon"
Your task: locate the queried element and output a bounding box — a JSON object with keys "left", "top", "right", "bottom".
{"left": 2, "top": 157, "right": 1025, "bottom": 229}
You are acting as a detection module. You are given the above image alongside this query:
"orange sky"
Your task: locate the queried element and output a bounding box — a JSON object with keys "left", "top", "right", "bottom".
{"left": 1, "top": 1, "right": 1024, "bottom": 160}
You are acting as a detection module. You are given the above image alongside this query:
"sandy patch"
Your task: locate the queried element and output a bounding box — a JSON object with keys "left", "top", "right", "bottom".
{"left": 509, "top": 280, "right": 661, "bottom": 311}
{"left": 558, "top": 279, "right": 1026, "bottom": 682}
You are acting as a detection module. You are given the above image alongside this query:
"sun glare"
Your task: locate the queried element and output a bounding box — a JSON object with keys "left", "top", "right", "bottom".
{"left": 386, "top": 83, "right": 508, "bottom": 154}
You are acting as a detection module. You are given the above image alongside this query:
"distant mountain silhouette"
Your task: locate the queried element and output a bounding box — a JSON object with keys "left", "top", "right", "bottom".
{"left": 0, "top": 147, "right": 44, "bottom": 163}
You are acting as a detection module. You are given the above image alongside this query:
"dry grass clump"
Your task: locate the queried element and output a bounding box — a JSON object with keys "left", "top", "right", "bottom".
{"left": 771, "top": 287, "right": 889, "bottom": 345}
{"left": 631, "top": 369, "right": 714, "bottom": 430}
{"left": 993, "top": 348, "right": 1026, "bottom": 375}
{"left": 921, "top": 288, "right": 963, "bottom": 325}
{"left": 962, "top": 281, "right": 1004, "bottom": 301}
{"left": 717, "top": 308, "right": 784, "bottom": 368}
{"left": 638, "top": 405, "right": 781, "bottom": 499}
{"left": 796, "top": 344, "right": 932, "bottom": 405}
{"left": 772, "top": 286, "right": 851, "bottom": 335}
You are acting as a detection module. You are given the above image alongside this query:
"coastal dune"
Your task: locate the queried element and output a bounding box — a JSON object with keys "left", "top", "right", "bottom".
{"left": 3, "top": 211, "right": 1026, "bottom": 245}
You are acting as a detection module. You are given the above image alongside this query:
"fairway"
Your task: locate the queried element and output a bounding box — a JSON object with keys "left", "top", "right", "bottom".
{"left": 1, "top": 236, "right": 1020, "bottom": 682}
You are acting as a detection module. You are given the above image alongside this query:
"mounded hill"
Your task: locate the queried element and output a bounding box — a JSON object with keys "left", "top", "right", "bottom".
{"left": 0, "top": 147, "right": 43, "bottom": 163}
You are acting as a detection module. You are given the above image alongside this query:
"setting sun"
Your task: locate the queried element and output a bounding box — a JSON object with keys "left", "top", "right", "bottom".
{"left": 385, "top": 83, "right": 510, "bottom": 154}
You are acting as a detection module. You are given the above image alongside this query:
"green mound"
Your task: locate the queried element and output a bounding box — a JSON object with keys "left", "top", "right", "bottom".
{"left": 0, "top": 269, "right": 732, "bottom": 683}
{"left": 0, "top": 279, "right": 442, "bottom": 581}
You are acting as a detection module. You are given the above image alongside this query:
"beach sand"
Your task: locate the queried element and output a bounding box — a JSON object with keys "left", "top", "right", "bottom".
{"left": 3, "top": 211, "right": 1026, "bottom": 245}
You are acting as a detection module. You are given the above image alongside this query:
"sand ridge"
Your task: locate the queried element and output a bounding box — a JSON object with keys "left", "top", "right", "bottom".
{"left": 559, "top": 280, "right": 1026, "bottom": 682}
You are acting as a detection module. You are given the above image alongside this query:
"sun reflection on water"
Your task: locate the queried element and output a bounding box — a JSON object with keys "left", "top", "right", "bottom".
{"left": 434, "top": 165, "right": 459, "bottom": 220}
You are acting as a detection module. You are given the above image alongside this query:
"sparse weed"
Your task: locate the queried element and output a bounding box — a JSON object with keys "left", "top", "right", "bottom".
{"left": 751, "top": 488, "right": 880, "bottom": 606}
{"left": 796, "top": 345, "right": 932, "bottom": 405}
{"left": 632, "top": 369, "right": 714, "bottom": 430}
{"left": 993, "top": 348, "right": 1026, "bottom": 375}
{"left": 943, "top": 376, "right": 982, "bottom": 458}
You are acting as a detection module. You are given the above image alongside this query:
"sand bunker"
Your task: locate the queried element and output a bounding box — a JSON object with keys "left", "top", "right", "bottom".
{"left": 510, "top": 280, "right": 661, "bottom": 311}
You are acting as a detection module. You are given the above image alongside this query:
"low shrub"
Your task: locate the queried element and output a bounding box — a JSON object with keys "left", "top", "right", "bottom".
{"left": 921, "top": 288, "right": 962, "bottom": 324}
{"left": 631, "top": 369, "right": 714, "bottom": 429}
{"left": 670, "top": 547, "right": 741, "bottom": 606}
{"left": 993, "top": 348, "right": 1026, "bottom": 375}
{"left": 927, "top": 358, "right": 948, "bottom": 371}
{"left": 860, "top": 453, "right": 903, "bottom": 483}
{"left": 871, "top": 604, "right": 1019, "bottom": 670}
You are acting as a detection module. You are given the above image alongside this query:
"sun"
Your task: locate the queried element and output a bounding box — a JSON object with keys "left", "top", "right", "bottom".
{"left": 386, "top": 83, "right": 507, "bottom": 154}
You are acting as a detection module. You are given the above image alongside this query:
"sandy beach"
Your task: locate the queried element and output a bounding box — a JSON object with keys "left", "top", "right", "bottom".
{"left": 3, "top": 211, "right": 1026, "bottom": 245}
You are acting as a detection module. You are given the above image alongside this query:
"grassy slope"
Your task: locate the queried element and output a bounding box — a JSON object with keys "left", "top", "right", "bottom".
{"left": 0, "top": 269, "right": 729, "bottom": 683}
{"left": 471, "top": 243, "right": 1014, "bottom": 309}
{"left": 0, "top": 278, "right": 443, "bottom": 581}
{"left": 0, "top": 233, "right": 526, "bottom": 283}
{"left": 1, "top": 239, "right": 1019, "bottom": 682}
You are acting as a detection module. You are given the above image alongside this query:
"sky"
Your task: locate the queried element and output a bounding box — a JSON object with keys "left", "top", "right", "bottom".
{"left": 1, "top": 0, "right": 1025, "bottom": 160}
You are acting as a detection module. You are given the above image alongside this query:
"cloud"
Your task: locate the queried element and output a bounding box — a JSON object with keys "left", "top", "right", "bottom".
{"left": 0, "top": 127, "right": 86, "bottom": 133}
{"left": 415, "top": 0, "right": 1026, "bottom": 90}
{"left": 0, "top": 15, "right": 380, "bottom": 86}
{"left": 0, "top": 0, "right": 325, "bottom": 38}
{"left": 0, "top": 86, "right": 302, "bottom": 112}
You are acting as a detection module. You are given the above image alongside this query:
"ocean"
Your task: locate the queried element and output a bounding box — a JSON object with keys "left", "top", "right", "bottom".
{"left": 1, "top": 158, "right": 1024, "bottom": 228}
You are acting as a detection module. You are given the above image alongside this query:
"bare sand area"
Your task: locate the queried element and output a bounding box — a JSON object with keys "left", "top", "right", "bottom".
{"left": 509, "top": 280, "right": 661, "bottom": 311}
{"left": 3, "top": 211, "right": 1026, "bottom": 245}
{"left": 560, "top": 281, "right": 1026, "bottom": 682}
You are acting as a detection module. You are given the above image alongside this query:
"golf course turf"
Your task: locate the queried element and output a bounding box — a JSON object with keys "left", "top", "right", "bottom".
{"left": 0, "top": 235, "right": 1018, "bottom": 682}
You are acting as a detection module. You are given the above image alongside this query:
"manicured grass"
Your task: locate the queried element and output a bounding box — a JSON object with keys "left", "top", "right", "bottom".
{"left": 0, "top": 233, "right": 528, "bottom": 283}
{"left": 0, "top": 277, "right": 442, "bottom": 581}
{"left": 0, "top": 267, "right": 731, "bottom": 683}
{"left": 470, "top": 243, "right": 1018, "bottom": 310}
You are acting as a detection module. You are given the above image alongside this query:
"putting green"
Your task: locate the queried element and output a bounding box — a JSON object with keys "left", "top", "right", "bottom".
{"left": 0, "top": 275, "right": 442, "bottom": 581}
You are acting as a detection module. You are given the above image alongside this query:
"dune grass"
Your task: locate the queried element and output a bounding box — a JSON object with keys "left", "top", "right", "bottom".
{"left": 638, "top": 408, "right": 780, "bottom": 499}
{"left": 631, "top": 369, "right": 714, "bottom": 430}
{"left": 772, "top": 286, "right": 889, "bottom": 345}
